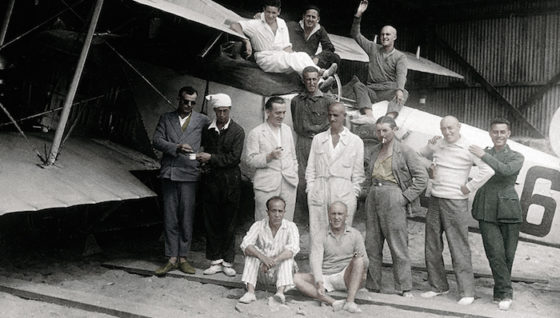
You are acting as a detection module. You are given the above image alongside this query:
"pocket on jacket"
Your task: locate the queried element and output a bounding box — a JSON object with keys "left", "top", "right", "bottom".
{"left": 496, "top": 193, "right": 522, "bottom": 222}
{"left": 308, "top": 186, "right": 324, "bottom": 206}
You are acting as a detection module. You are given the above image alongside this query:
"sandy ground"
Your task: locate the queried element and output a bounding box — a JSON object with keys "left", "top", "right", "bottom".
{"left": 0, "top": 220, "right": 558, "bottom": 318}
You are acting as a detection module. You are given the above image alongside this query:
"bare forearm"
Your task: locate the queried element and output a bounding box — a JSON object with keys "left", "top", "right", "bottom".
{"left": 274, "top": 249, "right": 293, "bottom": 263}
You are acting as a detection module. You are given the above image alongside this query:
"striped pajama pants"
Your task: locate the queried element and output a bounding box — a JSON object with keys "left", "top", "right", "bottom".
{"left": 241, "top": 256, "right": 296, "bottom": 289}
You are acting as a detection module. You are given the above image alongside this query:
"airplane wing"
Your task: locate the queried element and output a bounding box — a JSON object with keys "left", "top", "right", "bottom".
{"left": 132, "top": 0, "right": 247, "bottom": 39}
{"left": 0, "top": 133, "right": 159, "bottom": 214}
{"left": 328, "top": 34, "right": 464, "bottom": 79}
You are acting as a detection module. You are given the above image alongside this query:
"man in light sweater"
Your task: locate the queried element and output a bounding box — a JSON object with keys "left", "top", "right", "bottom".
{"left": 418, "top": 116, "right": 494, "bottom": 305}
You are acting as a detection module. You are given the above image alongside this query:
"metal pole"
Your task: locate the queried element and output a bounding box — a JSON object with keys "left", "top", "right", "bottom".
{"left": 47, "top": 0, "right": 104, "bottom": 165}
{"left": 0, "top": 0, "right": 15, "bottom": 46}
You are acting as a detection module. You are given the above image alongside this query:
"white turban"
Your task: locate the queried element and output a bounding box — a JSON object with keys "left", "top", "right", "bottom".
{"left": 205, "top": 93, "right": 232, "bottom": 108}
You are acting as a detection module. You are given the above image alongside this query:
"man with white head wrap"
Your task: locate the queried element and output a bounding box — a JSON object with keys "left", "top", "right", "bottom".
{"left": 197, "top": 93, "right": 245, "bottom": 276}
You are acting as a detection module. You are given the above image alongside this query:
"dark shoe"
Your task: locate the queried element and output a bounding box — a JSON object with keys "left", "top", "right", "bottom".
{"left": 179, "top": 260, "right": 196, "bottom": 274}
{"left": 155, "top": 262, "right": 178, "bottom": 276}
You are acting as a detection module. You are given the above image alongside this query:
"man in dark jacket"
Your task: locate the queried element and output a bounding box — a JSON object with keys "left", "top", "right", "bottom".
{"left": 469, "top": 118, "right": 524, "bottom": 311}
{"left": 153, "top": 86, "right": 210, "bottom": 276}
{"left": 197, "top": 93, "right": 245, "bottom": 277}
{"left": 362, "top": 116, "right": 427, "bottom": 296}
{"left": 287, "top": 5, "right": 340, "bottom": 70}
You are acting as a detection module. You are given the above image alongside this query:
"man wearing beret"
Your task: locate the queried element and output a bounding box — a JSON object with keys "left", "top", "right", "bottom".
{"left": 197, "top": 93, "right": 245, "bottom": 276}
{"left": 153, "top": 86, "right": 210, "bottom": 276}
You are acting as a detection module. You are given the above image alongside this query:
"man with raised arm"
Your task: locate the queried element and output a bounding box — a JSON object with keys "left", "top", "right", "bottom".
{"left": 351, "top": 0, "right": 408, "bottom": 122}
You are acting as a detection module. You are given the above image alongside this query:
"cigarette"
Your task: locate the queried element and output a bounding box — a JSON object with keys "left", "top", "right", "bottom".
{"left": 382, "top": 137, "right": 387, "bottom": 144}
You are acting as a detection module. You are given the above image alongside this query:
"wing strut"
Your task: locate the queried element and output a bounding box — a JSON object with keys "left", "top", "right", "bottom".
{"left": 46, "top": 0, "right": 105, "bottom": 166}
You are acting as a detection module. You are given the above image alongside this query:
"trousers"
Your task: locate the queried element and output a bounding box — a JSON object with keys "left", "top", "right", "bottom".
{"left": 365, "top": 183, "right": 412, "bottom": 292}
{"left": 479, "top": 221, "right": 520, "bottom": 300}
{"left": 425, "top": 196, "right": 475, "bottom": 297}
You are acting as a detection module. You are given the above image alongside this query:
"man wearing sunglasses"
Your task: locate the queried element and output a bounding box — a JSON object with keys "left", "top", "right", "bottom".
{"left": 153, "top": 86, "right": 210, "bottom": 276}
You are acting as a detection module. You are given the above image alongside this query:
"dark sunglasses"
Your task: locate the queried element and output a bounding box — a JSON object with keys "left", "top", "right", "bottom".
{"left": 181, "top": 99, "right": 196, "bottom": 106}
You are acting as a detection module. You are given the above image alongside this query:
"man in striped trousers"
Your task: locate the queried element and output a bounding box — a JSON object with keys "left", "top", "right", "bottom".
{"left": 239, "top": 196, "right": 300, "bottom": 304}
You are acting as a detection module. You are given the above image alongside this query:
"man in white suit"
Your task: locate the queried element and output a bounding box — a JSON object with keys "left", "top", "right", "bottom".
{"left": 245, "top": 96, "right": 299, "bottom": 221}
{"left": 306, "top": 102, "right": 365, "bottom": 239}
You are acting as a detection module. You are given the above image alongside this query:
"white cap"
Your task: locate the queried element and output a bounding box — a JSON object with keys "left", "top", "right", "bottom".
{"left": 205, "top": 93, "right": 232, "bottom": 108}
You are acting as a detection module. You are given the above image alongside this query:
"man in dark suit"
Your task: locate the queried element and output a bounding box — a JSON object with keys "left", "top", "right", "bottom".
{"left": 153, "top": 86, "right": 210, "bottom": 276}
{"left": 469, "top": 118, "right": 524, "bottom": 311}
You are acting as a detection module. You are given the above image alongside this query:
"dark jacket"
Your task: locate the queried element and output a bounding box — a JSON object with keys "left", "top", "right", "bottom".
{"left": 153, "top": 110, "right": 209, "bottom": 182}
{"left": 363, "top": 140, "right": 428, "bottom": 216}
{"left": 287, "top": 21, "right": 335, "bottom": 57}
{"left": 201, "top": 119, "right": 245, "bottom": 175}
{"left": 472, "top": 145, "right": 524, "bottom": 223}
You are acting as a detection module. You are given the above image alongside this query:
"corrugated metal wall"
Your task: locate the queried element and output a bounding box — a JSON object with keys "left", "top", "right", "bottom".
{"left": 399, "top": 11, "right": 560, "bottom": 138}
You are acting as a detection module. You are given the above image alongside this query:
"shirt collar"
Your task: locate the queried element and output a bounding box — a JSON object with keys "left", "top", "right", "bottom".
{"left": 208, "top": 118, "right": 231, "bottom": 133}
{"left": 265, "top": 218, "right": 288, "bottom": 231}
{"left": 440, "top": 136, "right": 469, "bottom": 149}
{"left": 298, "top": 20, "right": 321, "bottom": 40}
{"left": 302, "top": 89, "right": 324, "bottom": 99}
{"left": 261, "top": 14, "right": 286, "bottom": 30}
{"left": 322, "top": 126, "right": 351, "bottom": 145}
{"left": 327, "top": 225, "right": 350, "bottom": 237}
{"left": 490, "top": 144, "right": 510, "bottom": 154}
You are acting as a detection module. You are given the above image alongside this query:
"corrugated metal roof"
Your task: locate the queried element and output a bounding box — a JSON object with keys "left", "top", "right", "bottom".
{"left": 0, "top": 133, "right": 159, "bottom": 215}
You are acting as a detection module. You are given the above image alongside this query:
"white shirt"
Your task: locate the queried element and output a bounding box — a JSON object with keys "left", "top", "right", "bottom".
{"left": 178, "top": 113, "right": 191, "bottom": 128}
{"left": 208, "top": 118, "right": 231, "bottom": 134}
{"left": 240, "top": 218, "right": 300, "bottom": 257}
{"left": 238, "top": 15, "right": 291, "bottom": 52}
{"left": 265, "top": 122, "right": 282, "bottom": 147}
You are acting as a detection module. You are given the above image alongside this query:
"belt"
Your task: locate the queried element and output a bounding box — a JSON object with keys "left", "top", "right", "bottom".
{"left": 372, "top": 179, "right": 398, "bottom": 187}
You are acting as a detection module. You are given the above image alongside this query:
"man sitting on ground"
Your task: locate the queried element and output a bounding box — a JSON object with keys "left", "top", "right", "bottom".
{"left": 294, "top": 201, "right": 368, "bottom": 313}
{"left": 239, "top": 196, "right": 300, "bottom": 304}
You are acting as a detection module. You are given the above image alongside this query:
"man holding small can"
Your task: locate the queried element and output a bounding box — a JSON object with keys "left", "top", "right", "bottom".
{"left": 152, "top": 86, "right": 210, "bottom": 276}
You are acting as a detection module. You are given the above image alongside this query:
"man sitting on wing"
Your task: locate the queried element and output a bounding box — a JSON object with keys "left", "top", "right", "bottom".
{"left": 230, "top": 0, "right": 337, "bottom": 80}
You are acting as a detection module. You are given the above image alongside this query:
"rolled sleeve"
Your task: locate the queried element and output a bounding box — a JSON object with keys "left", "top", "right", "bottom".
{"left": 240, "top": 221, "right": 261, "bottom": 254}
{"left": 284, "top": 222, "right": 300, "bottom": 256}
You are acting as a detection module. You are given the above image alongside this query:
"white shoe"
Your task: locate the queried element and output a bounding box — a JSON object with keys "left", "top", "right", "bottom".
{"left": 239, "top": 292, "right": 256, "bottom": 304}
{"left": 319, "top": 76, "right": 335, "bottom": 91}
{"left": 203, "top": 264, "right": 222, "bottom": 275}
{"left": 400, "top": 291, "right": 414, "bottom": 298}
{"left": 420, "top": 290, "right": 449, "bottom": 298}
{"left": 457, "top": 296, "right": 475, "bottom": 305}
{"left": 273, "top": 292, "right": 285, "bottom": 304}
{"left": 322, "top": 63, "right": 338, "bottom": 79}
{"left": 343, "top": 301, "right": 362, "bottom": 313}
{"left": 350, "top": 114, "right": 376, "bottom": 125}
{"left": 331, "top": 299, "right": 345, "bottom": 312}
{"left": 498, "top": 299, "right": 512, "bottom": 310}
{"left": 222, "top": 262, "right": 236, "bottom": 277}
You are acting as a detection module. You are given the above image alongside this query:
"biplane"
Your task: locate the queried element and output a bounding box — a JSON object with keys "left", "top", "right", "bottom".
{"left": 0, "top": 0, "right": 558, "bottom": 250}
